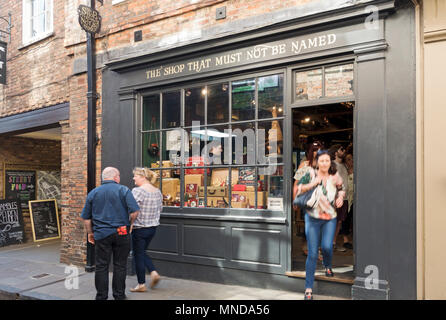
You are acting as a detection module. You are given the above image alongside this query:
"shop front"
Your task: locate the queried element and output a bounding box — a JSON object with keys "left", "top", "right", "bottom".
{"left": 101, "top": 1, "right": 416, "bottom": 299}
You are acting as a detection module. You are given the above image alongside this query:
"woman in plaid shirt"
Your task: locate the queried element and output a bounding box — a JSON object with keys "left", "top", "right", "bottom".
{"left": 130, "top": 167, "right": 163, "bottom": 293}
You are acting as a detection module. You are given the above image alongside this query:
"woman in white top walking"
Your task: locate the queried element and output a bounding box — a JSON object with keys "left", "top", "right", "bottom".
{"left": 130, "top": 167, "right": 163, "bottom": 293}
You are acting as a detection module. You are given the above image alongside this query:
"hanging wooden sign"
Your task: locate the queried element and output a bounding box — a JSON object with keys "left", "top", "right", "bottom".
{"left": 78, "top": 4, "right": 101, "bottom": 34}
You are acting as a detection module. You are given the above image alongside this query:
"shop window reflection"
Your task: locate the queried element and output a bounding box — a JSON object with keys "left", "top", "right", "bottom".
{"left": 231, "top": 79, "right": 255, "bottom": 121}
{"left": 325, "top": 64, "right": 354, "bottom": 98}
{"left": 207, "top": 83, "right": 229, "bottom": 124}
{"left": 295, "top": 68, "right": 323, "bottom": 101}
{"left": 162, "top": 91, "right": 181, "bottom": 128}
{"left": 258, "top": 74, "right": 284, "bottom": 119}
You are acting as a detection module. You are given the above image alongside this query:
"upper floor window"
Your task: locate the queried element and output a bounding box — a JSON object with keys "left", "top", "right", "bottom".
{"left": 22, "top": 0, "right": 53, "bottom": 46}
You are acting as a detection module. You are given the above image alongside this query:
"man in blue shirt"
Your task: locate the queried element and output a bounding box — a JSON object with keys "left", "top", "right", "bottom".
{"left": 81, "top": 167, "right": 140, "bottom": 300}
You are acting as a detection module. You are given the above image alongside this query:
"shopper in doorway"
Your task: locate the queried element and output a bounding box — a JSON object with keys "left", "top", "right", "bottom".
{"left": 296, "top": 150, "right": 345, "bottom": 300}
{"left": 328, "top": 144, "right": 349, "bottom": 252}
{"left": 81, "top": 167, "right": 140, "bottom": 300}
{"left": 130, "top": 167, "right": 163, "bottom": 293}
{"left": 293, "top": 141, "right": 323, "bottom": 258}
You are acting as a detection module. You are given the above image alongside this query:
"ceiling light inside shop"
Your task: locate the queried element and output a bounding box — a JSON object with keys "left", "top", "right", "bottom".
{"left": 191, "top": 130, "right": 236, "bottom": 138}
{"left": 201, "top": 88, "right": 207, "bottom": 95}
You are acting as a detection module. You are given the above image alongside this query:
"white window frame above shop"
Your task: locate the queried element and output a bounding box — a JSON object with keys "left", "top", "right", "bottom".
{"left": 22, "top": 0, "right": 53, "bottom": 46}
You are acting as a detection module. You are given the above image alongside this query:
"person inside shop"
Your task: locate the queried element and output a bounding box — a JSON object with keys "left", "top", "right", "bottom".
{"left": 328, "top": 144, "right": 350, "bottom": 252}
{"left": 130, "top": 167, "right": 163, "bottom": 293}
{"left": 208, "top": 141, "right": 223, "bottom": 165}
{"left": 341, "top": 149, "right": 354, "bottom": 249}
{"left": 81, "top": 167, "right": 140, "bottom": 300}
{"left": 294, "top": 150, "right": 345, "bottom": 300}
{"left": 293, "top": 141, "right": 323, "bottom": 257}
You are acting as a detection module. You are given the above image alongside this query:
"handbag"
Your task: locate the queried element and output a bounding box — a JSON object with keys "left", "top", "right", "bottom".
{"left": 293, "top": 185, "right": 318, "bottom": 209}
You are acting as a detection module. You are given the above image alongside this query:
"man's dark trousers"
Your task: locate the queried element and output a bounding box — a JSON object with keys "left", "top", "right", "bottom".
{"left": 94, "top": 232, "right": 131, "bottom": 300}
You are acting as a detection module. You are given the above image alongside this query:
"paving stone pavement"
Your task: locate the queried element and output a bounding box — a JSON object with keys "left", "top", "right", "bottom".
{"left": 0, "top": 240, "right": 346, "bottom": 301}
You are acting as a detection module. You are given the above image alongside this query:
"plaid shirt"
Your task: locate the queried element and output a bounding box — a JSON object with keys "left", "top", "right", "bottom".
{"left": 131, "top": 187, "right": 163, "bottom": 228}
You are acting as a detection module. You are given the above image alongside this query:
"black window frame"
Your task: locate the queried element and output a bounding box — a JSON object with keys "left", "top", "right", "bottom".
{"left": 137, "top": 69, "right": 287, "bottom": 219}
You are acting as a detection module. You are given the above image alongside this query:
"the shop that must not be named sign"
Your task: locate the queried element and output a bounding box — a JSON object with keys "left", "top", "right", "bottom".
{"left": 0, "top": 40, "right": 6, "bottom": 85}
{"left": 126, "top": 22, "right": 383, "bottom": 87}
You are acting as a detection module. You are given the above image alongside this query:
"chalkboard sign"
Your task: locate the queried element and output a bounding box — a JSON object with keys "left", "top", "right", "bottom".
{"left": 29, "top": 199, "right": 60, "bottom": 242}
{"left": 5, "top": 170, "right": 36, "bottom": 210}
{"left": 0, "top": 200, "right": 25, "bottom": 247}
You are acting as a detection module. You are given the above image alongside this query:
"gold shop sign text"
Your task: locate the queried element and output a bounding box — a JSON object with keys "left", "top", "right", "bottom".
{"left": 78, "top": 5, "right": 101, "bottom": 34}
{"left": 146, "top": 33, "right": 337, "bottom": 81}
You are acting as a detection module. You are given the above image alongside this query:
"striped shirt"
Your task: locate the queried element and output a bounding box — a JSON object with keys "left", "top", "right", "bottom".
{"left": 131, "top": 187, "right": 163, "bottom": 228}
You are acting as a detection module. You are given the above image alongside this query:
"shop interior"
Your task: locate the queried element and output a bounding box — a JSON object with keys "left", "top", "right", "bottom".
{"left": 291, "top": 102, "right": 355, "bottom": 282}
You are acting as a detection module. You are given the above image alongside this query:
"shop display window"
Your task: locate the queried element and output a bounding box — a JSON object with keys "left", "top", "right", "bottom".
{"left": 140, "top": 73, "right": 285, "bottom": 213}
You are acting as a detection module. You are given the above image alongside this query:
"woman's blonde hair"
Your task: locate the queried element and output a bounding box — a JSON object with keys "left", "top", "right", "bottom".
{"left": 133, "top": 167, "right": 158, "bottom": 185}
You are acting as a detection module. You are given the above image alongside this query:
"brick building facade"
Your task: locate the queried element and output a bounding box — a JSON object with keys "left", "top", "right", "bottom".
{"left": 1, "top": 0, "right": 433, "bottom": 299}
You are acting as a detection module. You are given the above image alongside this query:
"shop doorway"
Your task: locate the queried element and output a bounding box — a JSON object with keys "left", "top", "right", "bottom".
{"left": 291, "top": 102, "right": 355, "bottom": 283}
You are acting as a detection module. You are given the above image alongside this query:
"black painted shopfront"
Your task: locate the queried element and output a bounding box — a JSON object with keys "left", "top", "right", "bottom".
{"left": 101, "top": 1, "right": 416, "bottom": 299}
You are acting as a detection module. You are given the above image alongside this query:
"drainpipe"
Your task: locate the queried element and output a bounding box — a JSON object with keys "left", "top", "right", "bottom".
{"left": 85, "top": 0, "right": 97, "bottom": 273}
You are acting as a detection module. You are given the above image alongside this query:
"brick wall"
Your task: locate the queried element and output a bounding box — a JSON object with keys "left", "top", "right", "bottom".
{"left": 0, "top": 0, "right": 70, "bottom": 118}
{"left": 0, "top": 136, "right": 61, "bottom": 243}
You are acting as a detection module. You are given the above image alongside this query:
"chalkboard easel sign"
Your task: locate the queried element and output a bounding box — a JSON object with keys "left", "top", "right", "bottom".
{"left": 29, "top": 199, "right": 60, "bottom": 242}
{"left": 0, "top": 199, "right": 25, "bottom": 247}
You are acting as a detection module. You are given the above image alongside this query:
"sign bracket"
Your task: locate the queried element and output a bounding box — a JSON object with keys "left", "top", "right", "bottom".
{"left": 0, "top": 12, "right": 12, "bottom": 43}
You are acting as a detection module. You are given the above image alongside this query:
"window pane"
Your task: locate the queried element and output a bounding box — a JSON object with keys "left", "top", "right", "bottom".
{"left": 206, "top": 168, "right": 231, "bottom": 208}
{"left": 231, "top": 122, "right": 255, "bottom": 165}
{"left": 185, "top": 86, "right": 205, "bottom": 127}
{"left": 161, "top": 130, "right": 183, "bottom": 167}
{"left": 142, "top": 95, "right": 160, "bottom": 131}
{"left": 259, "top": 165, "right": 284, "bottom": 211}
{"left": 162, "top": 91, "right": 181, "bottom": 128}
{"left": 204, "top": 126, "right": 230, "bottom": 166}
{"left": 231, "top": 167, "right": 255, "bottom": 209}
{"left": 207, "top": 83, "right": 229, "bottom": 124}
{"left": 258, "top": 74, "right": 284, "bottom": 119}
{"left": 257, "top": 120, "right": 284, "bottom": 164}
{"left": 142, "top": 132, "right": 160, "bottom": 168}
{"left": 295, "top": 68, "right": 322, "bottom": 101}
{"left": 160, "top": 174, "right": 180, "bottom": 207}
{"left": 231, "top": 79, "right": 255, "bottom": 121}
{"left": 184, "top": 126, "right": 206, "bottom": 163}
{"left": 325, "top": 64, "right": 354, "bottom": 97}
{"left": 184, "top": 171, "right": 206, "bottom": 208}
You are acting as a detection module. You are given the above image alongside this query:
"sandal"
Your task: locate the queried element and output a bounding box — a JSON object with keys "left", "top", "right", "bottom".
{"left": 304, "top": 291, "right": 313, "bottom": 300}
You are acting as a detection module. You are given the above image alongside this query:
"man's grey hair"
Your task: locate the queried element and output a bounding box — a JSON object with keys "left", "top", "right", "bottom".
{"left": 102, "top": 167, "right": 120, "bottom": 181}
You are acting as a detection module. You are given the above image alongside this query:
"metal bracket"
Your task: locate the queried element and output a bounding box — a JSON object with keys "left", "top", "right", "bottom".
{"left": 0, "top": 12, "right": 12, "bottom": 43}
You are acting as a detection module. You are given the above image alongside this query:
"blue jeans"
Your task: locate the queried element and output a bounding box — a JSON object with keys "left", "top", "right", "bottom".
{"left": 304, "top": 213, "right": 337, "bottom": 289}
{"left": 132, "top": 227, "right": 157, "bottom": 285}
